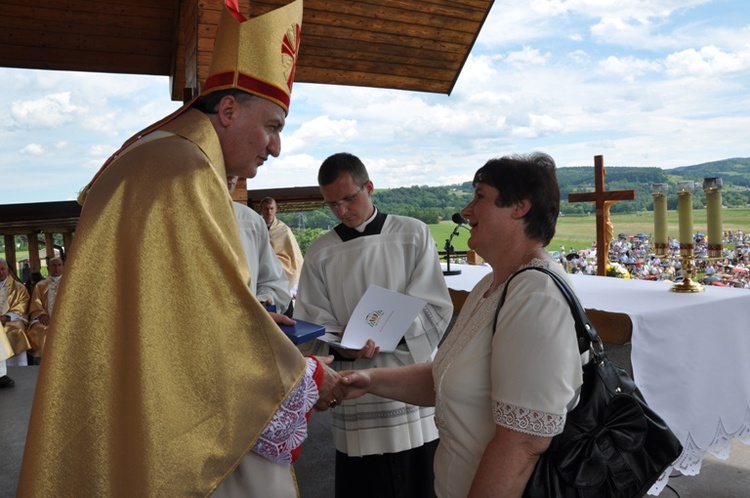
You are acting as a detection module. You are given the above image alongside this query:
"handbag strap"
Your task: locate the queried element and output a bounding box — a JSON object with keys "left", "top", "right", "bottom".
{"left": 493, "top": 267, "right": 604, "bottom": 357}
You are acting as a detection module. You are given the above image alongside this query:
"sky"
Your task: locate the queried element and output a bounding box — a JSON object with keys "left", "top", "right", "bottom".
{"left": 1, "top": 0, "right": 749, "bottom": 205}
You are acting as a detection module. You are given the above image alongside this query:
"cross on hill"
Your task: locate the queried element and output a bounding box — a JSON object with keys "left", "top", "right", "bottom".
{"left": 567, "top": 155, "right": 635, "bottom": 276}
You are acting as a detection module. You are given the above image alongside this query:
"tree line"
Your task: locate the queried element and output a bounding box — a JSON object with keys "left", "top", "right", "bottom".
{"left": 274, "top": 157, "right": 750, "bottom": 253}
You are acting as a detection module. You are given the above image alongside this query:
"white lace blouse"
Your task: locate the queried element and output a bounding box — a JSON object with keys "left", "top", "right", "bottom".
{"left": 432, "top": 260, "right": 583, "bottom": 498}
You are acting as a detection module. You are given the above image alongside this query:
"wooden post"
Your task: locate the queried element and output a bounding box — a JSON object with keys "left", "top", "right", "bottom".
{"left": 568, "top": 155, "right": 635, "bottom": 276}
{"left": 4, "top": 234, "right": 17, "bottom": 273}
{"left": 62, "top": 231, "right": 74, "bottom": 261}
{"left": 45, "top": 232, "right": 56, "bottom": 263}
{"left": 232, "top": 178, "right": 249, "bottom": 204}
{"left": 28, "top": 232, "right": 41, "bottom": 272}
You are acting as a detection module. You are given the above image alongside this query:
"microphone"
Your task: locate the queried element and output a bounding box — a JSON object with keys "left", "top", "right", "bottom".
{"left": 444, "top": 213, "right": 468, "bottom": 276}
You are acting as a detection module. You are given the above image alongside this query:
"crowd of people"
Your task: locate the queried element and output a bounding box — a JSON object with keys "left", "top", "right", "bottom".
{"left": 558, "top": 231, "right": 750, "bottom": 289}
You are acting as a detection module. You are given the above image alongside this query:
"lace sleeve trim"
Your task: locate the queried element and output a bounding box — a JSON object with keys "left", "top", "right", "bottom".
{"left": 493, "top": 400, "right": 565, "bottom": 437}
{"left": 251, "top": 358, "right": 318, "bottom": 464}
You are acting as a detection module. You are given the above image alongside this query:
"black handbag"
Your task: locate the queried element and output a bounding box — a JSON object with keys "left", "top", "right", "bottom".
{"left": 493, "top": 267, "right": 683, "bottom": 498}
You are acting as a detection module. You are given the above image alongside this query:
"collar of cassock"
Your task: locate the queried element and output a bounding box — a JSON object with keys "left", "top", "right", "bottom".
{"left": 334, "top": 209, "right": 388, "bottom": 242}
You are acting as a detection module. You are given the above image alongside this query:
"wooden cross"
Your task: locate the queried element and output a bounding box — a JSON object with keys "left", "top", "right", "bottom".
{"left": 568, "top": 155, "right": 635, "bottom": 276}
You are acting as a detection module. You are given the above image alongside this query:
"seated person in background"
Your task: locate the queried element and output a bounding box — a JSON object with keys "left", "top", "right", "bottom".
{"left": 1, "top": 257, "right": 31, "bottom": 387}
{"left": 26, "top": 257, "right": 65, "bottom": 362}
{"left": 261, "top": 196, "right": 304, "bottom": 294}
{"left": 228, "top": 176, "right": 292, "bottom": 315}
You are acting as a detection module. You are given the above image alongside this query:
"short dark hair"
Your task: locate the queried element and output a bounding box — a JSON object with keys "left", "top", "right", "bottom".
{"left": 473, "top": 152, "right": 559, "bottom": 246}
{"left": 318, "top": 152, "right": 370, "bottom": 186}
{"left": 191, "top": 89, "right": 256, "bottom": 114}
{"left": 260, "top": 197, "right": 277, "bottom": 207}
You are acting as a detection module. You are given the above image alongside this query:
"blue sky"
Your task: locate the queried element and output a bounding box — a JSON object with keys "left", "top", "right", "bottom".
{"left": 1, "top": 0, "right": 749, "bottom": 205}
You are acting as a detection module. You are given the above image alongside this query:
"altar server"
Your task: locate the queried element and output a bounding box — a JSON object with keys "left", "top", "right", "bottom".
{"left": 295, "top": 152, "right": 453, "bottom": 498}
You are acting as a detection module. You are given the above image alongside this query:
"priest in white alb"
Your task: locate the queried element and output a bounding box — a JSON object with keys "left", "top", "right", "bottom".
{"left": 295, "top": 152, "right": 454, "bottom": 497}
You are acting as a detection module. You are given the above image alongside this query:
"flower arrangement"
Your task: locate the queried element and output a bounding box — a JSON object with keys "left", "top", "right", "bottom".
{"left": 606, "top": 262, "right": 631, "bottom": 279}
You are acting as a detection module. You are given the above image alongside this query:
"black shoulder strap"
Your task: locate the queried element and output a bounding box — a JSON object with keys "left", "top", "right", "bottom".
{"left": 493, "top": 267, "right": 603, "bottom": 356}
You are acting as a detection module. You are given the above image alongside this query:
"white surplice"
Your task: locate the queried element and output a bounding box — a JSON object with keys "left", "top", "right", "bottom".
{"left": 295, "top": 212, "right": 453, "bottom": 456}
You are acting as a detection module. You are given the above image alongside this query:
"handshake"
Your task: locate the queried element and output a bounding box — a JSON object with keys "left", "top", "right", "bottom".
{"left": 312, "top": 339, "right": 381, "bottom": 411}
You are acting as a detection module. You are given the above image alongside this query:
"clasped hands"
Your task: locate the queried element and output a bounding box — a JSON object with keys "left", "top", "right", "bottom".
{"left": 313, "top": 339, "right": 379, "bottom": 411}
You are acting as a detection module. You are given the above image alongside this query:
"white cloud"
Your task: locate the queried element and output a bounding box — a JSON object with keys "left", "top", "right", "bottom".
{"left": 665, "top": 45, "right": 750, "bottom": 76}
{"left": 504, "top": 46, "right": 550, "bottom": 66}
{"left": 283, "top": 115, "right": 359, "bottom": 154}
{"left": 20, "top": 143, "right": 45, "bottom": 155}
{"left": 10, "top": 92, "right": 84, "bottom": 129}
{"left": 88, "top": 144, "right": 114, "bottom": 158}
{"left": 599, "top": 56, "right": 662, "bottom": 81}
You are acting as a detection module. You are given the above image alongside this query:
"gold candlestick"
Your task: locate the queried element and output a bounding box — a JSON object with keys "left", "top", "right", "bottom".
{"left": 651, "top": 183, "right": 668, "bottom": 257}
{"left": 703, "top": 177, "right": 723, "bottom": 259}
{"left": 672, "top": 180, "right": 703, "bottom": 292}
{"left": 676, "top": 180, "right": 694, "bottom": 255}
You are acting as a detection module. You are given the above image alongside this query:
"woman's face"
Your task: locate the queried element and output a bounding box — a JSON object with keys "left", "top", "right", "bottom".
{"left": 461, "top": 182, "right": 513, "bottom": 257}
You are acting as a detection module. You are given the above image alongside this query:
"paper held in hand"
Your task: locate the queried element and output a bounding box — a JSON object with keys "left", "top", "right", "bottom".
{"left": 319, "top": 284, "right": 427, "bottom": 353}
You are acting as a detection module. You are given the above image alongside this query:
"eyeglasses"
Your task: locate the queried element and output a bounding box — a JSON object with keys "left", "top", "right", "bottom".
{"left": 325, "top": 184, "right": 366, "bottom": 210}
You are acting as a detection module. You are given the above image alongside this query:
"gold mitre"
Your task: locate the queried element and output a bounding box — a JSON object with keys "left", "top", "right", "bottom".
{"left": 201, "top": 0, "right": 303, "bottom": 114}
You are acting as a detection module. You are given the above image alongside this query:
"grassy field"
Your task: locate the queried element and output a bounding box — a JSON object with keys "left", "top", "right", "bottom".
{"left": 430, "top": 207, "right": 750, "bottom": 253}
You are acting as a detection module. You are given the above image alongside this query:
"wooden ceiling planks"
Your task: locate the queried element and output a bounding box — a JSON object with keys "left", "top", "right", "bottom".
{"left": 0, "top": 0, "right": 493, "bottom": 97}
{"left": 0, "top": 0, "right": 177, "bottom": 75}
{"left": 255, "top": 0, "right": 492, "bottom": 93}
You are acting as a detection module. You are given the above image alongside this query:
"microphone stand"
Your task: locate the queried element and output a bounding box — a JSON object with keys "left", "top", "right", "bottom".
{"left": 443, "top": 225, "right": 463, "bottom": 276}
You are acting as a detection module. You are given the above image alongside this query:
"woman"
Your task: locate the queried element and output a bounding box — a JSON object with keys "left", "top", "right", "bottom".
{"left": 342, "top": 152, "right": 584, "bottom": 497}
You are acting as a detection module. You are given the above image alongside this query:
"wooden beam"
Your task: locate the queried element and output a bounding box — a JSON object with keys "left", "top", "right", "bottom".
{"left": 27, "top": 233, "right": 41, "bottom": 272}
{"left": 44, "top": 233, "right": 56, "bottom": 264}
{"left": 4, "top": 235, "right": 17, "bottom": 272}
{"left": 62, "top": 232, "right": 75, "bottom": 261}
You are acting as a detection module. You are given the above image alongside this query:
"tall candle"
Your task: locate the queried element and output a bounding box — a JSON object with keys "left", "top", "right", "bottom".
{"left": 651, "top": 183, "right": 668, "bottom": 255}
{"left": 676, "top": 181, "right": 694, "bottom": 248}
{"left": 703, "top": 177, "right": 723, "bottom": 257}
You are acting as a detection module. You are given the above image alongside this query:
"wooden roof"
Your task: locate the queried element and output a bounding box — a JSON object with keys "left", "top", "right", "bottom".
{"left": 247, "top": 186, "right": 326, "bottom": 212}
{"left": 0, "top": 201, "right": 81, "bottom": 234}
{"left": 0, "top": 0, "right": 494, "bottom": 100}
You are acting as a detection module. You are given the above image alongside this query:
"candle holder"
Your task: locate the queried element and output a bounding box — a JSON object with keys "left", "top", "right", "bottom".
{"left": 703, "top": 177, "right": 723, "bottom": 259}
{"left": 670, "top": 255, "right": 704, "bottom": 293}
{"left": 651, "top": 183, "right": 668, "bottom": 257}
{"left": 671, "top": 181, "right": 703, "bottom": 293}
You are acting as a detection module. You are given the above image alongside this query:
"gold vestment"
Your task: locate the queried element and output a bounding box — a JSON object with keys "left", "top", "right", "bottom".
{"left": 0, "top": 275, "right": 30, "bottom": 360}
{"left": 268, "top": 218, "right": 304, "bottom": 289}
{"left": 26, "top": 277, "right": 58, "bottom": 357}
{"left": 18, "top": 109, "right": 307, "bottom": 497}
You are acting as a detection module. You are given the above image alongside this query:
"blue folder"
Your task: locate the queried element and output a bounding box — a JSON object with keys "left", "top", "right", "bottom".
{"left": 279, "top": 319, "right": 325, "bottom": 345}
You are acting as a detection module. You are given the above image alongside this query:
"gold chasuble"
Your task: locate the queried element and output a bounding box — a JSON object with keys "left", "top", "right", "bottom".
{"left": 18, "top": 109, "right": 307, "bottom": 497}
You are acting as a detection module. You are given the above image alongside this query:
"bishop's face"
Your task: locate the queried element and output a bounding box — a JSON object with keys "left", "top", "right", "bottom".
{"left": 0, "top": 262, "right": 8, "bottom": 281}
{"left": 217, "top": 96, "right": 285, "bottom": 180}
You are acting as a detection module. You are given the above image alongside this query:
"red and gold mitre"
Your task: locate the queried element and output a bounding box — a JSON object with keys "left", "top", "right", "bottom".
{"left": 202, "top": 0, "right": 303, "bottom": 114}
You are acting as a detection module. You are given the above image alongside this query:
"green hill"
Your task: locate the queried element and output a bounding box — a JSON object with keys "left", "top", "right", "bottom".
{"left": 278, "top": 157, "right": 750, "bottom": 254}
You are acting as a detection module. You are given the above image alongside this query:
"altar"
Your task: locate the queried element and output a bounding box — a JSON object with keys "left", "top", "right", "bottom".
{"left": 443, "top": 264, "right": 750, "bottom": 494}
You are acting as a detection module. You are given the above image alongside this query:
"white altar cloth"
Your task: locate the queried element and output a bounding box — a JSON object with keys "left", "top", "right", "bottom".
{"left": 443, "top": 264, "right": 750, "bottom": 494}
